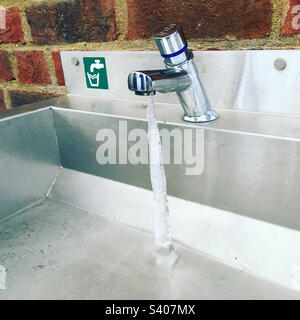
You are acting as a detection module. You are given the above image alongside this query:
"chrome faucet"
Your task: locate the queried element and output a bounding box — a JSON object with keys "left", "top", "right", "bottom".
{"left": 128, "top": 24, "right": 218, "bottom": 123}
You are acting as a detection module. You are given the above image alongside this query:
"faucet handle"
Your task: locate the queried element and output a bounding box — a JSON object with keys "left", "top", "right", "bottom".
{"left": 154, "top": 24, "right": 187, "bottom": 61}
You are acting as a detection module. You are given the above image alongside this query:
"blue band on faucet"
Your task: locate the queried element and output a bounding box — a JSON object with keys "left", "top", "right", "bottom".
{"left": 161, "top": 43, "right": 188, "bottom": 59}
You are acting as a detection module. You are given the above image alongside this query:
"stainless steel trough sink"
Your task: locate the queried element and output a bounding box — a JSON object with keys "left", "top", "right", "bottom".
{"left": 1, "top": 93, "right": 300, "bottom": 299}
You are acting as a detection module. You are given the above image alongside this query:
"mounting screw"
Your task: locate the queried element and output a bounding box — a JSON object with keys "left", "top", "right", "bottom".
{"left": 71, "top": 57, "right": 79, "bottom": 66}
{"left": 274, "top": 58, "right": 287, "bottom": 71}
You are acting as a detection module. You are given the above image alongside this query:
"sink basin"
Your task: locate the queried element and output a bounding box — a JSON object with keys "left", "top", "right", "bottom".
{"left": 0, "top": 198, "right": 298, "bottom": 300}
{"left": 1, "top": 94, "right": 300, "bottom": 299}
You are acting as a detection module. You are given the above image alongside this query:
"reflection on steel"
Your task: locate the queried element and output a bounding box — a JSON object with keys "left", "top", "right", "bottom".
{"left": 0, "top": 109, "right": 60, "bottom": 221}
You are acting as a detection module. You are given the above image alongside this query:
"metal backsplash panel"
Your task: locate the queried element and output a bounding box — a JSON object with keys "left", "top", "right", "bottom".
{"left": 61, "top": 50, "right": 300, "bottom": 116}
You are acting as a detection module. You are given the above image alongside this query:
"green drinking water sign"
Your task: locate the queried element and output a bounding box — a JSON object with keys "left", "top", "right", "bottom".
{"left": 83, "top": 57, "right": 109, "bottom": 90}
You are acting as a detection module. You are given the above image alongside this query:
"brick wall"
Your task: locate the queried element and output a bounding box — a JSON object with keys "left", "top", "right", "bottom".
{"left": 0, "top": 0, "right": 299, "bottom": 111}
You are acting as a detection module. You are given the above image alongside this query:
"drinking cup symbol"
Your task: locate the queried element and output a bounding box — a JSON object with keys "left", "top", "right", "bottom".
{"left": 87, "top": 73, "right": 100, "bottom": 87}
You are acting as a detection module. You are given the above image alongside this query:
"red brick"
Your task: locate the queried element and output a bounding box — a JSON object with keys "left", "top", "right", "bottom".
{"left": 25, "top": 0, "right": 118, "bottom": 44}
{"left": 9, "top": 90, "right": 63, "bottom": 108}
{"left": 0, "top": 51, "right": 13, "bottom": 82}
{"left": 126, "top": 0, "right": 271, "bottom": 40}
{"left": 0, "top": 89, "right": 5, "bottom": 111}
{"left": 14, "top": 51, "right": 51, "bottom": 85}
{"left": 0, "top": 7, "right": 25, "bottom": 44}
{"left": 282, "top": 0, "right": 300, "bottom": 35}
{"left": 51, "top": 51, "right": 65, "bottom": 86}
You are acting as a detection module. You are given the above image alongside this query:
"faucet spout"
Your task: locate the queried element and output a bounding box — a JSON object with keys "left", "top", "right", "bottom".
{"left": 128, "top": 24, "right": 218, "bottom": 123}
{"left": 90, "top": 59, "right": 104, "bottom": 73}
{"left": 128, "top": 69, "right": 192, "bottom": 96}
